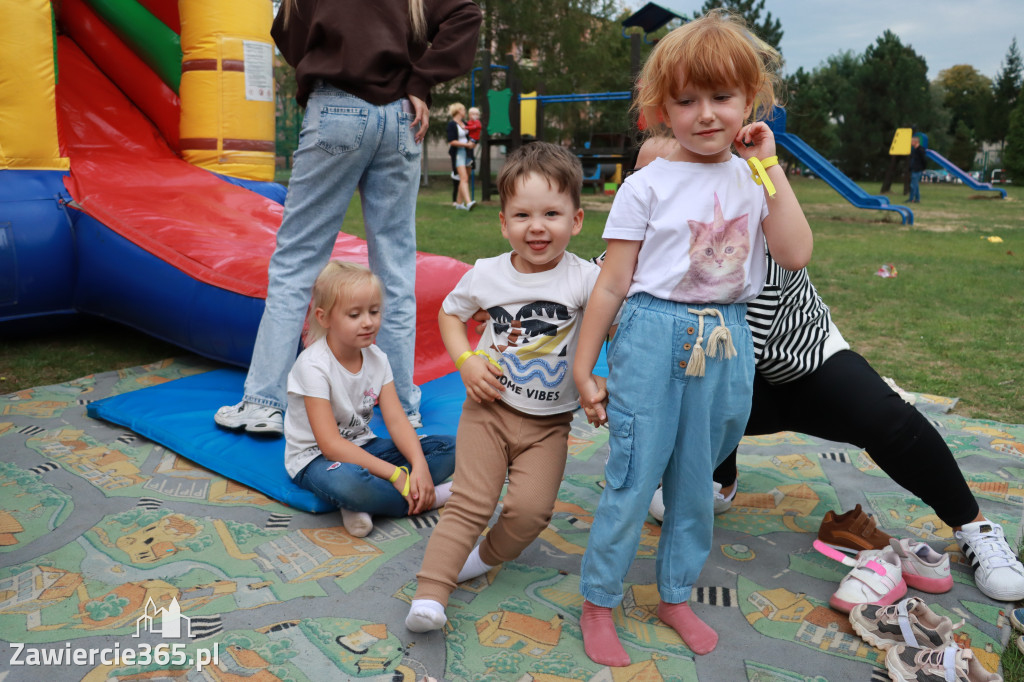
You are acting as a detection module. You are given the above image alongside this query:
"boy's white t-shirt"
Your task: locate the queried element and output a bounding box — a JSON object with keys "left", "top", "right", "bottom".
{"left": 604, "top": 155, "right": 770, "bottom": 304}
{"left": 442, "top": 252, "right": 602, "bottom": 416}
{"left": 283, "top": 337, "right": 393, "bottom": 478}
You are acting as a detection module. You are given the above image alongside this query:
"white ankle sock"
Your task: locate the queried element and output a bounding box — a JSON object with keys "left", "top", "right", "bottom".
{"left": 457, "top": 544, "right": 495, "bottom": 583}
{"left": 432, "top": 481, "right": 454, "bottom": 509}
{"left": 405, "top": 599, "right": 447, "bottom": 632}
{"left": 341, "top": 509, "right": 373, "bottom": 538}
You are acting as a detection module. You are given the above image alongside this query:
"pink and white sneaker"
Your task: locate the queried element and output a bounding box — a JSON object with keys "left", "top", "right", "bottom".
{"left": 884, "top": 537, "right": 953, "bottom": 594}
{"left": 814, "top": 539, "right": 907, "bottom": 614}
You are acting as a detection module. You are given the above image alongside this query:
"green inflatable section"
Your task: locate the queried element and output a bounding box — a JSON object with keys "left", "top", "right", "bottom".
{"left": 83, "top": 0, "right": 182, "bottom": 92}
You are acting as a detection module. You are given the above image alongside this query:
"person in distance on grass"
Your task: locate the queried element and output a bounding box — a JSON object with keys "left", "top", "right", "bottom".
{"left": 573, "top": 10, "right": 812, "bottom": 666}
{"left": 406, "top": 142, "right": 614, "bottom": 633}
{"left": 284, "top": 261, "right": 456, "bottom": 539}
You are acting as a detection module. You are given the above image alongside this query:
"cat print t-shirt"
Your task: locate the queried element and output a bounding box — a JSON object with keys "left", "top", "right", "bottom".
{"left": 604, "top": 155, "right": 770, "bottom": 304}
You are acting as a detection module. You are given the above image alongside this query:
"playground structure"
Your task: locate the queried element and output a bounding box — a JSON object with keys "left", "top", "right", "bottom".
{"left": 924, "top": 149, "right": 1007, "bottom": 198}
{"left": 0, "top": 0, "right": 467, "bottom": 386}
{"left": 767, "top": 108, "right": 915, "bottom": 224}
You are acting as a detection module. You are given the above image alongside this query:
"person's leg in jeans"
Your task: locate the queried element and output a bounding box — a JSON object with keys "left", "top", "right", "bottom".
{"left": 359, "top": 100, "right": 422, "bottom": 423}
{"left": 714, "top": 350, "right": 978, "bottom": 527}
{"left": 243, "top": 87, "right": 383, "bottom": 410}
{"left": 909, "top": 170, "right": 922, "bottom": 202}
{"left": 294, "top": 435, "right": 455, "bottom": 517}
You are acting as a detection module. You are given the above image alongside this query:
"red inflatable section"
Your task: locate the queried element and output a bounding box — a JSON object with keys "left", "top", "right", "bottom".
{"left": 57, "top": 37, "right": 471, "bottom": 385}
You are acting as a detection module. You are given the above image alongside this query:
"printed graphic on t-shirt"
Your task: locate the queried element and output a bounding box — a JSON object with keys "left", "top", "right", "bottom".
{"left": 486, "top": 300, "right": 572, "bottom": 402}
{"left": 671, "top": 192, "right": 751, "bottom": 303}
{"left": 340, "top": 387, "right": 377, "bottom": 441}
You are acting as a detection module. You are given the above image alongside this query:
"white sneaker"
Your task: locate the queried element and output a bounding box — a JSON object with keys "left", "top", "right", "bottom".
{"left": 713, "top": 481, "right": 736, "bottom": 514}
{"left": 450, "top": 171, "right": 460, "bottom": 181}
{"left": 955, "top": 520, "right": 1024, "bottom": 601}
{"left": 649, "top": 484, "right": 732, "bottom": 523}
{"left": 466, "top": 200, "right": 476, "bottom": 211}
{"left": 214, "top": 401, "right": 283, "bottom": 435}
{"left": 454, "top": 203, "right": 468, "bottom": 210}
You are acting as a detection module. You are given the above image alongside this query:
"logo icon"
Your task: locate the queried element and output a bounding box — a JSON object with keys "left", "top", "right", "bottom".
{"left": 134, "top": 597, "right": 193, "bottom": 639}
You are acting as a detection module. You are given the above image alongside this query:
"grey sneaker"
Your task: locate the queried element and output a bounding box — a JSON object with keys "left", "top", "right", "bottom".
{"left": 955, "top": 520, "right": 1024, "bottom": 601}
{"left": 849, "top": 597, "right": 961, "bottom": 651}
{"left": 214, "top": 401, "right": 283, "bottom": 435}
{"left": 885, "top": 644, "right": 1001, "bottom": 682}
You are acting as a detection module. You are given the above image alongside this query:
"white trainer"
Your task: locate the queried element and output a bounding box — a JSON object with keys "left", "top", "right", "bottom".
{"left": 214, "top": 401, "right": 283, "bottom": 435}
{"left": 648, "top": 483, "right": 733, "bottom": 523}
{"left": 955, "top": 520, "right": 1024, "bottom": 601}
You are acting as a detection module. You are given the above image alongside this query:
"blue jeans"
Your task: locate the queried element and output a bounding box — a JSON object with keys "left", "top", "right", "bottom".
{"left": 909, "top": 171, "right": 922, "bottom": 202}
{"left": 580, "top": 293, "right": 754, "bottom": 607}
{"left": 294, "top": 435, "right": 456, "bottom": 517}
{"left": 244, "top": 83, "right": 422, "bottom": 420}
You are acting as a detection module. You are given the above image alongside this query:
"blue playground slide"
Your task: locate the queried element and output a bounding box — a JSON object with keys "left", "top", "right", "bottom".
{"left": 766, "top": 108, "right": 914, "bottom": 225}
{"left": 924, "top": 149, "right": 1007, "bottom": 198}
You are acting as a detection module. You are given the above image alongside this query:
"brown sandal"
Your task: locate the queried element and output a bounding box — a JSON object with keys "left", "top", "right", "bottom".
{"left": 817, "top": 504, "right": 893, "bottom": 554}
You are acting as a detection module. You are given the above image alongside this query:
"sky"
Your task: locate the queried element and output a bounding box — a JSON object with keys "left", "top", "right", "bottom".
{"left": 648, "top": 0, "right": 1024, "bottom": 81}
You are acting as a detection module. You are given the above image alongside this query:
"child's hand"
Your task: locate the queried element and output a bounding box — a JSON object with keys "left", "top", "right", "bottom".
{"left": 407, "top": 466, "right": 435, "bottom": 515}
{"left": 577, "top": 373, "right": 608, "bottom": 426}
{"left": 460, "top": 355, "right": 505, "bottom": 403}
{"left": 733, "top": 121, "right": 776, "bottom": 161}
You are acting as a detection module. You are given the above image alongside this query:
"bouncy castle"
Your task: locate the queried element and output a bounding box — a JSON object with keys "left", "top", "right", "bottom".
{"left": 1, "top": 0, "right": 466, "bottom": 384}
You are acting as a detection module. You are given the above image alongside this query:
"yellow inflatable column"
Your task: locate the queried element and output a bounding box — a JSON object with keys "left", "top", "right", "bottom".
{"left": 178, "top": 0, "right": 275, "bottom": 181}
{"left": 0, "top": 0, "right": 69, "bottom": 170}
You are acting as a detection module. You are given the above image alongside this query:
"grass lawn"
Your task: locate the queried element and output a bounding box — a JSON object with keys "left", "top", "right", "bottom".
{"left": 2, "top": 176, "right": 1022, "bottom": 426}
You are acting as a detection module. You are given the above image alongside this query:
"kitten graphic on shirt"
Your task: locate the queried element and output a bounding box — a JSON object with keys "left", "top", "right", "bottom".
{"left": 671, "top": 193, "right": 750, "bottom": 303}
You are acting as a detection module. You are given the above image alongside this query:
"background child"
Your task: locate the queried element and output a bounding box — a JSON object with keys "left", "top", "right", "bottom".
{"left": 286, "top": 261, "right": 456, "bottom": 538}
{"left": 465, "top": 106, "right": 482, "bottom": 142}
{"left": 572, "top": 10, "right": 812, "bottom": 666}
{"left": 406, "top": 142, "right": 610, "bottom": 633}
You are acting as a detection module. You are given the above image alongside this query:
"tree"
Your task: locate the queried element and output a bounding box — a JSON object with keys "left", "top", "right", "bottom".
{"left": 433, "top": 0, "right": 640, "bottom": 146}
{"left": 781, "top": 67, "right": 839, "bottom": 167}
{"left": 1002, "top": 86, "right": 1024, "bottom": 180}
{"left": 934, "top": 64, "right": 992, "bottom": 139}
{"left": 696, "top": 0, "right": 783, "bottom": 53}
{"left": 948, "top": 120, "right": 977, "bottom": 171}
{"left": 988, "top": 38, "right": 1023, "bottom": 146}
{"left": 830, "top": 32, "right": 933, "bottom": 180}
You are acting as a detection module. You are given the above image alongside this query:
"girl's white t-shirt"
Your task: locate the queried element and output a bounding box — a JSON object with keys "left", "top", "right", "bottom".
{"left": 283, "top": 338, "right": 393, "bottom": 478}
{"left": 603, "top": 155, "right": 770, "bottom": 304}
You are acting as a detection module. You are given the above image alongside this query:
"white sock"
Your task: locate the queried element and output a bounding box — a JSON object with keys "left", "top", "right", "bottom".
{"left": 432, "top": 481, "right": 454, "bottom": 509}
{"left": 341, "top": 509, "right": 373, "bottom": 538}
{"left": 405, "top": 599, "right": 447, "bottom": 632}
{"left": 457, "top": 544, "right": 495, "bottom": 583}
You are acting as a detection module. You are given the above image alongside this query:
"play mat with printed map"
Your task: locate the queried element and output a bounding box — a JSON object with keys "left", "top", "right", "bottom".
{"left": 1, "top": 356, "right": 1021, "bottom": 681}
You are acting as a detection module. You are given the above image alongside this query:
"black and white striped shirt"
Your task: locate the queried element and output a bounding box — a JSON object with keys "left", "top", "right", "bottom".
{"left": 748, "top": 255, "right": 849, "bottom": 384}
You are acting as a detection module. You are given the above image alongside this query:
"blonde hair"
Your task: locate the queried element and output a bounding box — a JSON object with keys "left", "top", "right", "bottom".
{"left": 283, "top": 0, "right": 427, "bottom": 43}
{"left": 304, "top": 261, "right": 382, "bottom": 346}
{"left": 498, "top": 142, "right": 583, "bottom": 210}
{"left": 448, "top": 102, "right": 467, "bottom": 118}
{"left": 468, "top": 107, "right": 481, "bottom": 117}
{"left": 634, "top": 9, "right": 781, "bottom": 137}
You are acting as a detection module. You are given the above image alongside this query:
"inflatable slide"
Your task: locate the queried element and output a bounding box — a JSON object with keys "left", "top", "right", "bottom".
{"left": 0, "top": 0, "right": 468, "bottom": 387}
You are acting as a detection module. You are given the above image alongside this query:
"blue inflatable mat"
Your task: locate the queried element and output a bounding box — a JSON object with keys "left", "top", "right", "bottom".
{"left": 86, "top": 348, "right": 608, "bottom": 514}
{"left": 87, "top": 368, "right": 468, "bottom": 513}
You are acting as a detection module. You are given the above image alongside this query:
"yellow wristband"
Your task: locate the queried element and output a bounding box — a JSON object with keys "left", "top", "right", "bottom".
{"left": 455, "top": 349, "right": 503, "bottom": 372}
{"left": 748, "top": 156, "right": 778, "bottom": 196}
{"left": 389, "top": 465, "right": 411, "bottom": 497}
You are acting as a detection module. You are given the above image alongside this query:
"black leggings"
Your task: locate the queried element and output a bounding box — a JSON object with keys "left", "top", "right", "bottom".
{"left": 713, "top": 350, "right": 979, "bottom": 527}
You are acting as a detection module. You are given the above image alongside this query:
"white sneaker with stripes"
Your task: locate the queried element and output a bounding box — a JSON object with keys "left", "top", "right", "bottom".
{"left": 955, "top": 520, "right": 1024, "bottom": 601}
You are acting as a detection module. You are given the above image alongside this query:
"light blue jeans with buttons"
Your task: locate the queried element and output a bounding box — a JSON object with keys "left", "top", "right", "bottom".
{"left": 580, "top": 292, "right": 754, "bottom": 607}
{"left": 243, "top": 84, "right": 422, "bottom": 420}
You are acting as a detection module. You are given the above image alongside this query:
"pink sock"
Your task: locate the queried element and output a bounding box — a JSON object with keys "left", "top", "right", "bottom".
{"left": 657, "top": 601, "right": 717, "bottom": 655}
{"left": 580, "top": 600, "right": 630, "bottom": 667}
